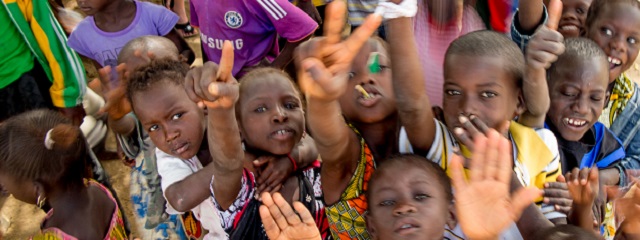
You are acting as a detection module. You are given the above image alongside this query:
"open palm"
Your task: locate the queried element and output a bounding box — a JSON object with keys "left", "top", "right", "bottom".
{"left": 259, "top": 192, "right": 321, "bottom": 240}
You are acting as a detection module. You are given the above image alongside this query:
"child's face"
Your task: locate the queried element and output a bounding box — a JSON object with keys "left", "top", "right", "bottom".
{"left": 0, "top": 173, "right": 37, "bottom": 205}
{"left": 367, "top": 165, "right": 451, "bottom": 239}
{"left": 76, "top": 0, "right": 110, "bottom": 16}
{"left": 443, "top": 55, "right": 523, "bottom": 135}
{"left": 558, "top": 0, "right": 593, "bottom": 37}
{"left": 339, "top": 41, "right": 396, "bottom": 124}
{"left": 547, "top": 58, "right": 608, "bottom": 141}
{"left": 586, "top": 3, "right": 640, "bottom": 83}
{"left": 238, "top": 75, "right": 305, "bottom": 155}
{"left": 132, "top": 81, "right": 205, "bottom": 160}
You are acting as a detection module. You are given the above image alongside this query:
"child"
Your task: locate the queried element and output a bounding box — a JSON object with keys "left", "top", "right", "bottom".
{"left": 189, "top": 0, "right": 317, "bottom": 77}
{"left": 584, "top": 0, "right": 640, "bottom": 189}
{"left": 97, "top": 36, "right": 188, "bottom": 239}
{"left": 558, "top": 0, "right": 593, "bottom": 37}
{"left": 68, "top": 0, "right": 194, "bottom": 71}
{"left": 0, "top": 109, "right": 127, "bottom": 239}
{"left": 182, "top": 43, "right": 328, "bottom": 239}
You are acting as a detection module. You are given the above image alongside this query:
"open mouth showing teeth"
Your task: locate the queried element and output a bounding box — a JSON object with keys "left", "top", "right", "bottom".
{"left": 355, "top": 85, "right": 379, "bottom": 100}
{"left": 560, "top": 25, "right": 579, "bottom": 31}
{"left": 563, "top": 118, "right": 587, "bottom": 127}
{"left": 400, "top": 224, "right": 414, "bottom": 229}
{"left": 274, "top": 129, "right": 292, "bottom": 135}
{"left": 608, "top": 56, "right": 622, "bottom": 69}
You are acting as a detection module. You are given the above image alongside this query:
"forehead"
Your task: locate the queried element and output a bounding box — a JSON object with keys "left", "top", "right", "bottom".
{"left": 445, "top": 54, "right": 518, "bottom": 88}
{"left": 564, "top": 0, "right": 592, "bottom": 7}
{"left": 240, "top": 74, "right": 299, "bottom": 102}
{"left": 353, "top": 40, "right": 389, "bottom": 65}
{"left": 370, "top": 164, "right": 443, "bottom": 193}
{"left": 552, "top": 58, "right": 609, "bottom": 88}
{"left": 594, "top": 3, "right": 640, "bottom": 25}
{"left": 132, "top": 81, "right": 194, "bottom": 119}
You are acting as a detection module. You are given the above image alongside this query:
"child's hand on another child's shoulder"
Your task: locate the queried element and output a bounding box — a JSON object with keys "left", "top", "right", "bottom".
{"left": 451, "top": 127, "right": 542, "bottom": 240}
{"left": 254, "top": 156, "right": 295, "bottom": 194}
{"left": 185, "top": 41, "right": 238, "bottom": 111}
{"left": 295, "top": 3, "right": 381, "bottom": 102}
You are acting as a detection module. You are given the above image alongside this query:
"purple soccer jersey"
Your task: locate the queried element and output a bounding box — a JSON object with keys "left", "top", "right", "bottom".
{"left": 190, "top": 0, "right": 318, "bottom": 76}
{"left": 67, "top": 1, "right": 178, "bottom": 68}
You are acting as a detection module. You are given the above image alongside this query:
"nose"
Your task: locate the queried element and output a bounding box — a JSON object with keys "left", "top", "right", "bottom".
{"left": 272, "top": 106, "right": 288, "bottom": 123}
{"left": 571, "top": 97, "right": 589, "bottom": 115}
{"left": 561, "top": 11, "right": 577, "bottom": 21}
{"left": 393, "top": 202, "right": 417, "bottom": 216}
{"left": 164, "top": 125, "right": 179, "bottom": 142}
{"left": 610, "top": 36, "right": 626, "bottom": 53}
{"left": 459, "top": 95, "right": 478, "bottom": 117}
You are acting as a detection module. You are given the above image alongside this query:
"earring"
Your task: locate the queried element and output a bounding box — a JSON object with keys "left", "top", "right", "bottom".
{"left": 36, "top": 195, "right": 46, "bottom": 209}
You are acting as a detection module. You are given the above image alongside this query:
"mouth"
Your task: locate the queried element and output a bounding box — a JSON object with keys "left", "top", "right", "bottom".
{"left": 562, "top": 117, "right": 588, "bottom": 129}
{"left": 170, "top": 142, "right": 190, "bottom": 155}
{"left": 355, "top": 85, "right": 382, "bottom": 107}
{"left": 394, "top": 221, "right": 420, "bottom": 235}
{"left": 269, "top": 128, "right": 295, "bottom": 141}
{"left": 79, "top": 6, "right": 91, "bottom": 12}
{"left": 608, "top": 56, "right": 622, "bottom": 70}
{"left": 559, "top": 24, "right": 580, "bottom": 34}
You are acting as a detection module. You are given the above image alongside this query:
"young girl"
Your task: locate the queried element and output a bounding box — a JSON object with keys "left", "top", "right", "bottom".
{"left": 0, "top": 109, "right": 127, "bottom": 239}
{"left": 68, "top": 0, "right": 194, "bottom": 72}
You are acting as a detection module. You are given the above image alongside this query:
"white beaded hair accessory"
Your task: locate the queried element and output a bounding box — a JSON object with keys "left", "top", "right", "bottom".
{"left": 44, "top": 129, "right": 55, "bottom": 150}
{"left": 375, "top": 0, "right": 418, "bottom": 20}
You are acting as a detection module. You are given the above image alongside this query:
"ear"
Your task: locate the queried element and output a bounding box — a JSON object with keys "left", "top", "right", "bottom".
{"left": 515, "top": 90, "right": 526, "bottom": 117}
{"left": 365, "top": 211, "right": 378, "bottom": 239}
{"left": 446, "top": 202, "right": 457, "bottom": 230}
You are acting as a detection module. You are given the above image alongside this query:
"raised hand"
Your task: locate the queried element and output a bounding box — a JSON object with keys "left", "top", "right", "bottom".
{"left": 451, "top": 128, "right": 541, "bottom": 240}
{"left": 97, "top": 64, "right": 131, "bottom": 121}
{"left": 617, "top": 181, "right": 640, "bottom": 237}
{"left": 453, "top": 115, "right": 510, "bottom": 152}
{"left": 184, "top": 41, "right": 238, "bottom": 111}
{"left": 259, "top": 192, "right": 321, "bottom": 240}
{"left": 296, "top": 1, "right": 382, "bottom": 102}
{"left": 543, "top": 175, "right": 573, "bottom": 214}
{"left": 565, "top": 168, "right": 599, "bottom": 207}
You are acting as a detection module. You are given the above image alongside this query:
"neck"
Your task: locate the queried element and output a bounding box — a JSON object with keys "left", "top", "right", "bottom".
{"left": 351, "top": 113, "right": 400, "bottom": 161}
{"left": 94, "top": 0, "right": 135, "bottom": 23}
{"left": 46, "top": 184, "right": 90, "bottom": 219}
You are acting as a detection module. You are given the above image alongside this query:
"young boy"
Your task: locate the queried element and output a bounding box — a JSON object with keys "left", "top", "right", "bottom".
{"left": 190, "top": 0, "right": 318, "bottom": 77}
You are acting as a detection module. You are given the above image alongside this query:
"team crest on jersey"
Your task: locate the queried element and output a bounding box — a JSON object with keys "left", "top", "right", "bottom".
{"left": 225, "top": 11, "right": 243, "bottom": 29}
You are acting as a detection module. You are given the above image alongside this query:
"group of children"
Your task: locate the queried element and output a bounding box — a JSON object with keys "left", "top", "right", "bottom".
{"left": 1, "top": 0, "right": 640, "bottom": 239}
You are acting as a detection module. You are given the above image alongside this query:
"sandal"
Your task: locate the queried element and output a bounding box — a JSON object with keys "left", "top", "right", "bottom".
{"left": 175, "top": 21, "right": 198, "bottom": 38}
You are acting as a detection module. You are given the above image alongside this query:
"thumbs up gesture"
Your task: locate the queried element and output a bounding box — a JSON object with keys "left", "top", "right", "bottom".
{"left": 185, "top": 41, "right": 238, "bottom": 111}
{"left": 296, "top": 1, "right": 382, "bottom": 102}
{"left": 526, "top": 0, "right": 565, "bottom": 70}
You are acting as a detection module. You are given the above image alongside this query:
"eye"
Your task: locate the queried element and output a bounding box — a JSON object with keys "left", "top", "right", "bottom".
{"left": 562, "top": 91, "right": 577, "bottom": 97}
{"left": 414, "top": 194, "right": 430, "bottom": 201}
{"left": 481, "top": 92, "right": 497, "bottom": 98}
{"left": 171, "top": 113, "right": 183, "bottom": 120}
{"left": 349, "top": 72, "right": 356, "bottom": 79}
{"left": 284, "top": 101, "right": 299, "bottom": 110}
{"left": 373, "top": 65, "right": 390, "bottom": 74}
{"left": 446, "top": 90, "right": 461, "bottom": 96}
{"left": 148, "top": 125, "right": 159, "bottom": 132}
{"left": 628, "top": 37, "right": 637, "bottom": 45}
{"left": 591, "top": 95, "right": 603, "bottom": 101}
{"left": 255, "top": 106, "right": 267, "bottom": 113}
{"left": 576, "top": 8, "right": 584, "bottom": 14}
{"left": 379, "top": 200, "right": 395, "bottom": 207}
{"left": 602, "top": 27, "right": 613, "bottom": 36}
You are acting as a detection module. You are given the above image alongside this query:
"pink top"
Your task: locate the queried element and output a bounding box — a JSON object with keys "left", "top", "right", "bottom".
{"left": 413, "top": 2, "right": 485, "bottom": 106}
{"left": 30, "top": 180, "right": 128, "bottom": 240}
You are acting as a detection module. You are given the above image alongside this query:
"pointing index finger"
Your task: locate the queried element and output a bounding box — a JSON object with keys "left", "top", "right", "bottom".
{"left": 323, "top": 1, "right": 347, "bottom": 45}
{"left": 217, "top": 40, "right": 235, "bottom": 82}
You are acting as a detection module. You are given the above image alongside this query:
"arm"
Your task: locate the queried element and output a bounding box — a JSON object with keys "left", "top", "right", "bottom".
{"left": 165, "top": 30, "right": 196, "bottom": 65}
{"left": 296, "top": 0, "right": 322, "bottom": 24}
{"left": 271, "top": 36, "right": 312, "bottom": 70}
{"left": 386, "top": 16, "right": 436, "bottom": 154}
{"left": 565, "top": 168, "right": 600, "bottom": 234}
{"left": 517, "top": 0, "right": 545, "bottom": 34}
{"left": 296, "top": 1, "right": 381, "bottom": 204}
{"left": 28, "top": 1, "right": 87, "bottom": 122}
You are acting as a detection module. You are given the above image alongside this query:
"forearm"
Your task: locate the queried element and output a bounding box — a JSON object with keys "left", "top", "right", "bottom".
{"left": 519, "top": 66, "right": 549, "bottom": 128}
{"left": 272, "top": 37, "right": 310, "bottom": 70}
{"left": 387, "top": 17, "right": 435, "bottom": 150}
{"left": 290, "top": 135, "right": 319, "bottom": 169}
{"left": 207, "top": 108, "right": 244, "bottom": 210}
{"left": 164, "top": 165, "right": 218, "bottom": 212}
{"left": 306, "top": 98, "right": 351, "bottom": 163}
{"left": 569, "top": 205, "right": 597, "bottom": 233}
{"left": 107, "top": 114, "right": 136, "bottom": 136}
{"left": 517, "top": 0, "right": 544, "bottom": 33}
{"left": 600, "top": 168, "right": 621, "bottom": 187}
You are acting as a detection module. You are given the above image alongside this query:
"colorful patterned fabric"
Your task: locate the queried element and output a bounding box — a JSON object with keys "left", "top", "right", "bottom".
{"left": 325, "top": 125, "right": 375, "bottom": 240}
{"left": 31, "top": 179, "right": 128, "bottom": 240}
{"left": 600, "top": 73, "right": 635, "bottom": 127}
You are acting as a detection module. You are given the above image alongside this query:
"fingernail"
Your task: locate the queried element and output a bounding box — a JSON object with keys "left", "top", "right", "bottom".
{"left": 458, "top": 115, "right": 468, "bottom": 124}
{"left": 469, "top": 115, "right": 476, "bottom": 120}
{"left": 454, "top": 127, "right": 464, "bottom": 135}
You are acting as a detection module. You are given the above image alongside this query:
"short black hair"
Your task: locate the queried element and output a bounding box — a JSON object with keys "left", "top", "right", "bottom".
{"left": 444, "top": 30, "right": 525, "bottom": 87}
{"left": 0, "top": 110, "right": 89, "bottom": 190}
{"left": 549, "top": 37, "right": 607, "bottom": 81}
{"left": 367, "top": 154, "right": 453, "bottom": 207}
{"left": 127, "top": 58, "right": 190, "bottom": 107}
{"left": 586, "top": 0, "right": 640, "bottom": 30}
{"left": 237, "top": 67, "right": 303, "bottom": 117}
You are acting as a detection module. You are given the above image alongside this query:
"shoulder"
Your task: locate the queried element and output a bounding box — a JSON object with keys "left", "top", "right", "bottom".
{"left": 32, "top": 228, "right": 77, "bottom": 240}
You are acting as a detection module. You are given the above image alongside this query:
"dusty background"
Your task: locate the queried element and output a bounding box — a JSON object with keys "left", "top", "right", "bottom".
{"left": 1, "top": 1, "right": 640, "bottom": 239}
